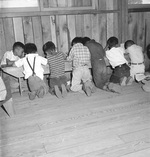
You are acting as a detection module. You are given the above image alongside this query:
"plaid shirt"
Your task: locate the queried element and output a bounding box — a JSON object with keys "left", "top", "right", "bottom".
{"left": 68, "top": 43, "right": 91, "bottom": 68}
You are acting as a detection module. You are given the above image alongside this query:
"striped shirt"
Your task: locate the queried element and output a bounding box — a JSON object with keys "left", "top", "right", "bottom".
{"left": 47, "top": 52, "right": 65, "bottom": 78}
{"left": 67, "top": 43, "right": 91, "bottom": 68}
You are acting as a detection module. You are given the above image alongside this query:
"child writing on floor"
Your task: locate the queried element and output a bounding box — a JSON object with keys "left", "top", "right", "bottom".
{"left": 105, "top": 37, "right": 132, "bottom": 86}
{"left": 14, "top": 43, "right": 48, "bottom": 100}
{"left": 43, "top": 41, "right": 68, "bottom": 98}
{"left": 124, "top": 40, "right": 145, "bottom": 83}
{"left": 67, "top": 37, "right": 95, "bottom": 97}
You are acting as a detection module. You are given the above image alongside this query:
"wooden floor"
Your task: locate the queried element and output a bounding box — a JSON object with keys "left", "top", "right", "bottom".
{"left": 0, "top": 83, "right": 150, "bottom": 157}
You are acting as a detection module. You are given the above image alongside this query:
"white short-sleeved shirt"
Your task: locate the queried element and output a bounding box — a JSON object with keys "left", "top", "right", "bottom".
{"left": 126, "top": 44, "right": 144, "bottom": 63}
{"left": 106, "top": 47, "right": 128, "bottom": 68}
{"left": 1, "top": 50, "right": 20, "bottom": 65}
{"left": 15, "top": 54, "right": 47, "bottom": 80}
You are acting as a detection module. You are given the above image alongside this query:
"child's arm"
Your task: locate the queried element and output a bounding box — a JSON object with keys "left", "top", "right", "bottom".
{"left": 14, "top": 58, "right": 24, "bottom": 67}
{"left": 67, "top": 48, "right": 74, "bottom": 61}
{"left": 6, "top": 59, "right": 15, "bottom": 66}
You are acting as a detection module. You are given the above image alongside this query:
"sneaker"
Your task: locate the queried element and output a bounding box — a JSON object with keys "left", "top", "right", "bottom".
{"left": 54, "top": 85, "right": 62, "bottom": 98}
{"left": 126, "top": 76, "right": 133, "bottom": 86}
{"left": 61, "top": 84, "right": 67, "bottom": 98}
{"left": 120, "top": 77, "right": 127, "bottom": 86}
{"left": 84, "top": 87, "right": 92, "bottom": 97}
{"left": 108, "top": 83, "right": 122, "bottom": 93}
{"left": 29, "top": 91, "right": 36, "bottom": 100}
{"left": 37, "top": 87, "right": 45, "bottom": 98}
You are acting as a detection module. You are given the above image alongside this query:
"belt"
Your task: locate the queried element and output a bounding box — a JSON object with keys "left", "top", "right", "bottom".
{"left": 115, "top": 63, "right": 126, "bottom": 68}
{"left": 131, "top": 62, "right": 144, "bottom": 65}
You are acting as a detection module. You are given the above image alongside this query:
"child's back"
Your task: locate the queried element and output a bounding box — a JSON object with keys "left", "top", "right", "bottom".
{"left": 126, "top": 44, "right": 144, "bottom": 64}
{"left": 15, "top": 43, "right": 48, "bottom": 100}
{"left": 47, "top": 52, "right": 65, "bottom": 78}
{"left": 43, "top": 41, "right": 67, "bottom": 98}
{"left": 124, "top": 40, "right": 145, "bottom": 81}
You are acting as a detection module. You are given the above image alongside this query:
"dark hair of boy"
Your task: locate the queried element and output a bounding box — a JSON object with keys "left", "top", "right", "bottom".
{"left": 124, "top": 40, "right": 135, "bottom": 49}
{"left": 82, "top": 37, "right": 91, "bottom": 45}
{"left": 13, "top": 42, "right": 25, "bottom": 51}
{"left": 71, "top": 37, "right": 83, "bottom": 46}
{"left": 107, "top": 37, "right": 119, "bottom": 49}
{"left": 43, "top": 41, "right": 56, "bottom": 53}
{"left": 24, "top": 43, "right": 37, "bottom": 54}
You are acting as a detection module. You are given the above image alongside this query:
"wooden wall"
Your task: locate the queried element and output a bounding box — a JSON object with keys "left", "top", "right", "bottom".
{"left": 128, "top": 12, "right": 150, "bottom": 51}
{"left": 0, "top": 0, "right": 120, "bottom": 58}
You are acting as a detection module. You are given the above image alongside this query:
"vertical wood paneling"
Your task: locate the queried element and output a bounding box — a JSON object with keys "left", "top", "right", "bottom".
{"left": 0, "top": 0, "right": 125, "bottom": 57}
{"left": 32, "top": 17, "right": 43, "bottom": 56}
{"left": 0, "top": 19, "right": 6, "bottom": 58}
{"left": 137, "top": 13, "right": 145, "bottom": 48}
{"left": 13, "top": 18, "right": 24, "bottom": 43}
{"left": 67, "top": 15, "right": 76, "bottom": 48}
{"left": 56, "top": 15, "right": 68, "bottom": 53}
{"left": 84, "top": 14, "right": 92, "bottom": 38}
{"left": 113, "top": 13, "right": 119, "bottom": 38}
{"left": 92, "top": 14, "right": 100, "bottom": 42}
{"left": 41, "top": 16, "right": 52, "bottom": 44}
{"left": 23, "top": 17, "right": 34, "bottom": 43}
{"left": 107, "top": 13, "right": 114, "bottom": 39}
{"left": 75, "top": 15, "right": 84, "bottom": 37}
{"left": 99, "top": 14, "right": 107, "bottom": 47}
{"left": 128, "top": 13, "right": 138, "bottom": 44}
{"left": 49, "top": 16, "right": 57, "bottom": 48}
{"left": 3, "top": 18, "right": 15, "bottom": 51}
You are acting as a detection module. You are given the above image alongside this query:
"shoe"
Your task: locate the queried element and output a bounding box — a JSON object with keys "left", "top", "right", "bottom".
{"left": 126, "top": 76, "right": 133, "bottom": 86}
{"left": 108, "top": 83, "right": 122, "bottom": 93}
{"left": 61, "top": 84, "right": 67, "bottom": 98}
{"left": 84, "top": 87, "right": 92, "bottom": 97}
{"left": 37, "top": 87, "right": 45, "bottom": 98}
{"left": 29, "top": 91, "right": 36, "bottom": 100}
{"left": 54, "top": 85, "right": 62, "bottom": 98}
{"left": 120, "top": 77, "right": 127, "bottom": 86}
{"left": 49, "top": 88, "right": 55, "bottom": 95}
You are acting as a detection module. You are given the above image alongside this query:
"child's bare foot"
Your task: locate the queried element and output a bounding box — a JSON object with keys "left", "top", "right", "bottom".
{"left": 54, "top": 85, "right": 62, "bottom": 98}
{"left": 61, "top": 84, "right": 67, "bottom": 98}
{"left": 29, "top": 91, "right": 36, "bottom": 100}
{"left": 120, "top": 77, "right": 127, "bottom": 86}
{"left": 126, "top": 76, "right": 133, "bottom": 86}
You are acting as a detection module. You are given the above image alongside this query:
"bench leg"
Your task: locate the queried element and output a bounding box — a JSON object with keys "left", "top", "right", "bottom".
{"left": 18, "top": 77, "right": 22, "bottom": 96}
{"left": 2, "top": 98, "right": 15, "bottom": 117}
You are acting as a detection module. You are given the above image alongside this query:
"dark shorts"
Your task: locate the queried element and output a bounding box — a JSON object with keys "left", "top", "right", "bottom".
{"left": 49, "top": 75, "right": 67, "bottom": 89}
{"left": 110, "top": 63, "right": 130, "bottom": 83}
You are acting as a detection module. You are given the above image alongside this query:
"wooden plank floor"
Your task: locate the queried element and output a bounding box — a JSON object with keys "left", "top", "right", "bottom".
{"left": 0, "top": 83, "right": 150, "bottom": 157}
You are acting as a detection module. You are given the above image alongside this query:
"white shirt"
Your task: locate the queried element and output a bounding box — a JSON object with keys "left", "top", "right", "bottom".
{"left": 15, "top": 54, "right": 47, "bottom": 80}
{"left": 106, "top": 47, "right": 127, "bottom": 68}
{"left": 126, "top": 44, "right": 144, "bottom": 63}
{"left": 1, "top": 50, "right": 20, "bottom": 65}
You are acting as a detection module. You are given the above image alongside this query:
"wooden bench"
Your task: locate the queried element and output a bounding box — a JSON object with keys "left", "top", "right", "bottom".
{"left": 2, "top": 61, "right": 73, "bottom": 96}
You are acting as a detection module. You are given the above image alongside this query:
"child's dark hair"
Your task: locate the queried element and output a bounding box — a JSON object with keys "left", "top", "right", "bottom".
{"left": 43, "top": 41, "right": 56, "bottom": 53}
{"left": 24, "top": 43, "right": 37, "bottom": 54}
{"left": 107, "top": 37, "right": 118, "bottom": 49}
{"left": 124, "top": 40, "right": 135, "bottom": 49}
{"left": 82, "top": 37, "right": 91, "bottom": 45}
{"left": 71, "top": 37, "right": 83, "bottom": 46}
{"left": 13, "top": 42, "right": 25, "bottom": 51}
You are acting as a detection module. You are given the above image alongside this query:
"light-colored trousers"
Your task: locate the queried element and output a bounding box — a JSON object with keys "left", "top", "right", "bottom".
{"left": 71, "top": 66, "right": 92, "bottom": 92}
{"left": 130, "top": 64, "right": 145, "bottom": 81}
